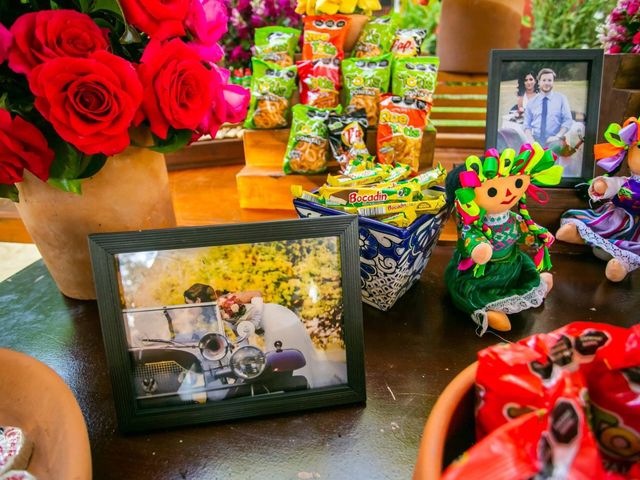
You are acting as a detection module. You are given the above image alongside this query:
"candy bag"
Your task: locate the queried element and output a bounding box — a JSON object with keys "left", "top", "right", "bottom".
{"left": 302, "top": 15, "right": 351, "bottom": 60}
{"left": 326, "top": 109, "right": 370, "bottom": 171}
{"left": 244, "top": 59, "right": 297, "bottom": 129}
{"left": 377, "top": 94, "right": 428, "bottom": 173}
{"left": 253, "top": 26, "right": 301, "bottom": 68}
{"left": 342, "top": 54, "right": 392, "bottom": 127}
{"left": 392, "top": 56, "right": 439, "bottom": 104}
{"left": 443, "top": 399, "right": 609, "bottom": 480}
{"left": 297, "top": 57, "right": 341, "bottom": 109}
{"left": 391, "top": 28, "right": 427, "bottom": 57}
{"left": 352, "top": 16, "right": 396, "bottom": 58}
{"left": 283, "top": 104, "right": 338, "bottom": 174}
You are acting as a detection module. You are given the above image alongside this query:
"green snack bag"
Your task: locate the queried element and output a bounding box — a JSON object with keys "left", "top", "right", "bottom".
{"left": 352, "top": 16, "right": 396, "bottom": 59}
{"left": 254, "top": 26, "right": 301, "bottom": 68}
{"left": 342, "top": 53, "right": 392, "bottom": 127}
{"left": 392, "top": 56, "right": 439, "bottom": 104}
{"left": 244, "top": 58, "right": 297, "bottom": 130}
{"left": 284, "top": 104, "right": 340, "bottom": 174}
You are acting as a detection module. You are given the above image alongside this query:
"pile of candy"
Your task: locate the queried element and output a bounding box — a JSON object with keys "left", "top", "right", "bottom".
{"left": 242, "top": 16, "right": 439, "bottom": 175}
{"left": 292, "top": 162, "right": 447, "bottom": 228}
{"left": 443, "top": 322, "right": 640, "bottom": 479}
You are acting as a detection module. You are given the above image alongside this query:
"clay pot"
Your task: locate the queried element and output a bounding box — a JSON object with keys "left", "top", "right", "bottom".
{"left": 413, "top": 362, "right": 477, "bottom": 479}
{"left": 436, "top": 0, "right": 525, "bottom": 73}
{"left": 0, "top": 348, "right": 92, "bottom": 479}
{"left": 15, "top": 141, "right": 176, "bottom": 300}
{"left": 344, "top": 14, "right": 369, "bottom": 52}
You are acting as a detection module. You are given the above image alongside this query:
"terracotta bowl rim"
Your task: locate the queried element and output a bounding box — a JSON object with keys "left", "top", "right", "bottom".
{"left": 413, "top": 361, "right": 478, "bottom": 480}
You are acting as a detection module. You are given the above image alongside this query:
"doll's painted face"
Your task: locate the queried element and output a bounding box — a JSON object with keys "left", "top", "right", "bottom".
{"left": 628, "top": 144, "right": 640, "bottom": 174}
{"left": 473, "top": 175, "right": 531, "bottom": 214}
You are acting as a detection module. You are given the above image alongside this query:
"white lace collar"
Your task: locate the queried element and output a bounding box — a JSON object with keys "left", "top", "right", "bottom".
{"left": 484, "top": 211, "right": 510, "bottom": 226}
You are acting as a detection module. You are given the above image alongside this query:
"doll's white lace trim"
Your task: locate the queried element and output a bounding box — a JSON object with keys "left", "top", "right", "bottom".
{"left": 484, "top": 211, "right": 510, "bottom": 226}
{"left": 471, "top": 280, "right": 548, "bottom": 337}
{"left": 560, "top": 218, "right": 640, "bottom": 273}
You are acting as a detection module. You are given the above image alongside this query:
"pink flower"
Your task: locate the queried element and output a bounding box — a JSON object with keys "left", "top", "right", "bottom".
{"left": 633, "top": 32, "right": 640, "bottom": 44}
{"left": 8, "top": 10, "right": 108, "bottom": 75}
{"left": 610, "top": 8, "right": 625, "bottom": 23}
{"left": 0, "top": 109, "right": 54, "bottom": 184}
{"left": 186, "top": 0, "right": 228, "bottom": 45}
{"left": 0, "top": 24, "right": 11, "bottom": 64}
{"left": 609, "top": 44, "right": 622, "bottom": 53}
{"left": 628, "top": 0, "right": 640, "bottom": 15}
{"left": 197, "top": 66, "right": 249, "bottom": 136}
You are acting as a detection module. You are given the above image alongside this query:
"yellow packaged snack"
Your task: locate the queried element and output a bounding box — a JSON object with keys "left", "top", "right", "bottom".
{"left": 318, "top": 182, "right": 420, "bottom": 207}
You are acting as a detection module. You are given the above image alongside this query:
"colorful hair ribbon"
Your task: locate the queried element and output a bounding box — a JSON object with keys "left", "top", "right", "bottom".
{"left": 594, "top": 118, "right": 640, "bottom": 172}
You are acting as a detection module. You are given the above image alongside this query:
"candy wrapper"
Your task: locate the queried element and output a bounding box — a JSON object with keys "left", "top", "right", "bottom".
{"left": 326, "top": 109, "right": 370, "bottom": 171}
{"left": 297, "top": 57, "right": 341, "bottom": 109}
{"left": 392, "top": 56, "right": 439, "bottom": 104}
{"left": 377, "top": 94, "right": 428, "bottom": 173}
{"left": 391, "top": 28, "right": 427, "bottom": 57}
{"left": 244, "top": 59, "right": 297, "bottom": 129}
{"left": 342, "top": 54, "right": 392, "bottom": 127}
{"left": 302, "top": 15, "right": 351, "bottom": 60}
{"left": 470, "top": 322, "right": 640, "bottom": 478}
{"left": 283, "top": 104, "right": 338, "bottom": 174}
{"left": 352, "top": 16, "right": 396, "bottom": 58}
{"left": 253, "top": 26, "right": 301, "bottom": 67}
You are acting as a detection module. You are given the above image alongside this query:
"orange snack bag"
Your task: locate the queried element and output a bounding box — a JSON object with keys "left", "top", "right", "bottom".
{"left": 376, "top": 94, "right": 429, "bottom": 173}
{"left": 302, "top": 15, "right": 351, "bottom": 61}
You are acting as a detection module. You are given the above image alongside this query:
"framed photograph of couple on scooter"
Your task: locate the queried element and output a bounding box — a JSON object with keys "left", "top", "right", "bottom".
{"left": 486, "top": 49, "right": 604, "bottom": 187}
{"left": 88, "top": 216, "right": 365, "bottom": 433}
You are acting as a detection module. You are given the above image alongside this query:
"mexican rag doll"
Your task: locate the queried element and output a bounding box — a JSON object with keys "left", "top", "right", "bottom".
{"left": 444, "top": 144, "right": 563, "bottom": 334}
{"left": 556, "top": 117, "right": 640, "bottom": 282}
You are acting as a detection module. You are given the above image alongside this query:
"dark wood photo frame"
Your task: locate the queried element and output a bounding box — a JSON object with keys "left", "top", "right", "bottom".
{"left": 89, "top": 216, "right": 365, "bottom": 433}
{"left": 486, "top": 49, "right": 604, "bottom": 187}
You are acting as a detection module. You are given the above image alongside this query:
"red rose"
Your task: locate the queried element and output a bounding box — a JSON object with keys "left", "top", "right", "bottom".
{"left": 120, "top": 0, "right": 190, "bottom": 39}
{"left": 8, "top": 10, "right": 108, "bottom": 75}
{"left": 28, "top": 51, "right": 143, "bottom": 156}
{"left": 0, "top": 109, "right": 54, "bottom": 184}
{"left": 136, "top": 39, "right": 213, "bottom": 139}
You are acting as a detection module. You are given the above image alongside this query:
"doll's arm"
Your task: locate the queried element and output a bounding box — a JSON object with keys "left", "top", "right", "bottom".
{"left": 589, "top": 176, "right": 626, "bottom": 201}
{"left": 461, "top": 225, "right": 492, "bottom": 264}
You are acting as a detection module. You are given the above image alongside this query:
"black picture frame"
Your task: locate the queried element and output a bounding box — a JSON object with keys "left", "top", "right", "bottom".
{"left": 486, "top": 49, "right": 604, "bottom": 187}
{"left": 89, "top": 216, "right": 365, "bottom": 433}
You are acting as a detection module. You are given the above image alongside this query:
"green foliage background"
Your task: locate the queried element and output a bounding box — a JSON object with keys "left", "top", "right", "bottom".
{"left": 529, "top": 0, "right": 616, "bottom": 49}
{"left": 117, "top": 238, "right": 344, "bottom": 349}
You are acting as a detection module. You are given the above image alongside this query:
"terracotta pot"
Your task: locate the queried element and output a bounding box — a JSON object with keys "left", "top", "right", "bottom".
{"left": 15, "top": 142, "right": 177, "bottom": 300}
{"left": 344, "top": 14, "right": 369, "bottom": 52}
{"left": 436, "top": 0, "right": 525, "bottom": 73}
{"left": 0, "top": 348, "right": 92, "bottom": 479}
{"left": 413, "top": 362, "right": 477, "bottom": 480}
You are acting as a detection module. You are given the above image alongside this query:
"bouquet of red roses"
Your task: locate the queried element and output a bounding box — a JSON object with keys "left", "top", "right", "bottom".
{"left": 0, "top": 0, "right": 250, "bottom": 200}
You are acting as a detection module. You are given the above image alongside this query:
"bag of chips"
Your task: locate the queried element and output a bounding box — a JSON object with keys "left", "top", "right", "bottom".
{"left": 377, "top": 95, "right": 428, "bottom": 173}
{"left": 244, "top": 59, "right": 297, "bottom": 130}
{"left": 391, "top": 28, "right": 427, "bottom": 57}
{"left": 342, "top": 54, "right": 392, "bottom": 127}
{"left": 392, "top": 56, "right": 439, "bottom": 104}
{"left": 283, "top": 104, "right": 340, "bottom": 174}
{"left": 326, "top": 109, "right": 370, "bottom": 171}
{"left": 253, "top": 26, "right": 301, "bottom": 68}
{"left": 302, "top": 15, "right": 351, "bottom": 61}
{"left": 352, "top": 16, "right": 396, "bottom": 59}
{"left": 297, "top": 57, "right": 341, "bottom": 109}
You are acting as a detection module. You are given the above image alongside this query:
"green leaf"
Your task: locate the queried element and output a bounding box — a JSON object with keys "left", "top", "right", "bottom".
{"left": 78, "top": 154, "right": 108, "bottom": 179}
{"left": 521, "top": 15, "right": 532, "bottom": 28}
{"left": 0, "top": 184, "right": 19, "bottom": 202}
{"left": 147, "top": 129, "right": 193, "bottom": 153}
{"left": 48, "top": 139, "right": 85, "bottom": 180}
{"left": 91, "top": 0, "right": 123, "bottom": 17}
{"left": 47, "top": 178, "right": 83, "bottom": 195}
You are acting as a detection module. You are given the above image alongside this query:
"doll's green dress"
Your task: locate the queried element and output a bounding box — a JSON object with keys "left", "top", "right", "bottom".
{"left": 444, "top": 211, "right": 548, "bottom": 335}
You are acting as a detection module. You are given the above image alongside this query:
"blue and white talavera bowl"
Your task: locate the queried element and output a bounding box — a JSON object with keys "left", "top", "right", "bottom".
{"left": 293, "top": 192, "right": 452, "bottom": 311}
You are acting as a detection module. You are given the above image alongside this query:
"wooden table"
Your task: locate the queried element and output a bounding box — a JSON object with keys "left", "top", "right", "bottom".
{"left": 0, "top": 247, "right": 637, "bottom": 479}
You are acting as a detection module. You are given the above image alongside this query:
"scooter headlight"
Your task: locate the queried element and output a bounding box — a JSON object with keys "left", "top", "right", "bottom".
{"left": 230, "top": 346, "right": 266, "bottom": 379}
